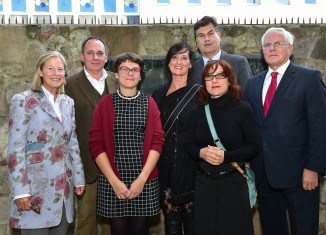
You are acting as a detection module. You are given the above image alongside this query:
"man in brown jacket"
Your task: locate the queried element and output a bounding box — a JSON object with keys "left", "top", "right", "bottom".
{"left": 65, "top": 36, "right": 118, "bottom": 235}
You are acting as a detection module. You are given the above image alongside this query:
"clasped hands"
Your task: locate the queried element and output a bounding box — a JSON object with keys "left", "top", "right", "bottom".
{"left": 112, "top": 176, "right": 146, "bottom": 200}
{"left": 200, "top": 145, "right": 224, "bottom": 165}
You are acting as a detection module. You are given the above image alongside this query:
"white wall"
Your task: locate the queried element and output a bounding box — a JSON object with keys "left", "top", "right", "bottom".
{"left": 139, "top": 0, "right": 326, "bottom": 24}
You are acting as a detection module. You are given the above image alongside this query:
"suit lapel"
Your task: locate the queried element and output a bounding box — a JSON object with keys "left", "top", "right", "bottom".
{"left": 266, "top": 63, "right": 296, "bottom": 117}
{"left": 195, "top": 58, "right": 204, "bottom": 70}
{"left": 75, "top": 71, "right": 98, "bottom": 107}
{"left": 257, "top": 72, "right": 266, "bottom": 118}
{"left": 60, "top": 96, "right": 71, "bottom": 126}
{"left": 105, "top": 71, "right": 118, "bottom": 94}
{"left": 36, "top": 91, "right": 61, "bottom": 122}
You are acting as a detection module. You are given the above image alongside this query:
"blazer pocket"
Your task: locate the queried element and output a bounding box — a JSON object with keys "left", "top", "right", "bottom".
{"left": 25, "top": 142, "right": 45, "bottom": 165}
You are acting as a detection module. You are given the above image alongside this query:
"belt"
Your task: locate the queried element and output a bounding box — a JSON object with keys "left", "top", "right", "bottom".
{"left": 197, "top": 167, "right": 238, "bottom": 179}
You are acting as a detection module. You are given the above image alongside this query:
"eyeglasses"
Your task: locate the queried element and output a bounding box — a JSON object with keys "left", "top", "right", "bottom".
{"left": 204, "top": 72, "right": 227, "bottom": 81}
{"left": 118, "top": 66, "right": 141, "bottom": 75}
{"left": 262, "top": 41, "right": 290, "bottom": 50}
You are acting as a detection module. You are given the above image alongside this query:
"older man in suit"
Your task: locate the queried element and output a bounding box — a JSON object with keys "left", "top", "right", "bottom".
{"left": 65, "top": 36, "right": 118, "bottom": 235}
{"left": 190, "top": 16, "right": 252, "bottom": 92}
{"left": 245, "top": 27, "right": 326, "bottom": 235}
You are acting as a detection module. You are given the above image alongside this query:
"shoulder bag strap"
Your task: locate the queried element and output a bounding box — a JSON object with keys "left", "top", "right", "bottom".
{"left": 204, "top": 104, "right": 248, "bottom": 179}
{"left": 163, "top": 84, "right": 201, "bottom": 136}
{"left": 204, "top": 104, "right": 226, "bottom": 151}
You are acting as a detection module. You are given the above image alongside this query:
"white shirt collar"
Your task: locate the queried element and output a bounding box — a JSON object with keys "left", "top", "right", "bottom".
{"left": 84, "top": 67, "right": 107, "bottom": 82}
{"left": 267, "top": 59, "right": 290, "bottom": 78}
{"left": 41, "top": 85, "right": 63, "bottom": 103}
{"left": 203, "top": 51, "right": 221, "bottom": 65}
{"left": 84, "top": 67, "right": 107, "bottom": 94}
{"left": 41, "top": 86, "right": 63, "bottom": 121}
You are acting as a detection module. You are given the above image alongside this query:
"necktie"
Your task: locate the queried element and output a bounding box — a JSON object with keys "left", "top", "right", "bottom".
{"left": 263, "top": 71, "right": 278, "bottom": 117}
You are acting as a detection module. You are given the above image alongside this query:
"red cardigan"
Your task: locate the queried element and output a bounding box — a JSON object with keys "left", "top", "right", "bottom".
{"left": 89, "top": 94, "right": 165, "bottom": 181}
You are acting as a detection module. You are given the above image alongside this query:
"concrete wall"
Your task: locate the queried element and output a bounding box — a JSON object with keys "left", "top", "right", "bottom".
{"left": 0, "top": 24, "right": 325, "bottom": 235}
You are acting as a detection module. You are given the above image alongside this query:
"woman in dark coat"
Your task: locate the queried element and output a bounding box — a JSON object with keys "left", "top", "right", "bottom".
{"left": 152, "top": 42, "right": 200, "bottom": 235}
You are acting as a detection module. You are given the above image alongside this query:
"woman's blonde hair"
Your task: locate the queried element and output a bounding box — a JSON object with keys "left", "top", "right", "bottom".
{"left": 31, "top": 51, "right": 67, "bottom": 94}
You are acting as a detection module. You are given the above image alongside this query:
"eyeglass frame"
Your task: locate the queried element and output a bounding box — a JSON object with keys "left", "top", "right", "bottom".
{"left": 262, "top": 41, "right": 290, "bottom": 50}
{"left": 204, "top": 72, "right": 227, "bottom": 81}
{"left": 117, "top": 66, "right": 142, "bottom": 75}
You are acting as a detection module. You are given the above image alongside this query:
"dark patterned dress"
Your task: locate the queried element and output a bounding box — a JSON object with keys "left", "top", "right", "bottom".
{"left": 97, "top": 91, "right": 160, "bottom": 218}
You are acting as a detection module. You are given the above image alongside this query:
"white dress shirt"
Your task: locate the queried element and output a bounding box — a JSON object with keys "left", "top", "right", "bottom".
{"left": 84, "top": 67, "right": 107, "bottom": 95}
{"left": 262, "top": 60, "right": 290, "bottom": 104}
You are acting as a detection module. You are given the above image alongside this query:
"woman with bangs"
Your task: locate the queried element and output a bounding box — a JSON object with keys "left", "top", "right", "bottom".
{"left": 152, "top": 42, "right": 200, "bottom": 235}
{"left": 186, "top": 60, "right": 259, "bottom": 235}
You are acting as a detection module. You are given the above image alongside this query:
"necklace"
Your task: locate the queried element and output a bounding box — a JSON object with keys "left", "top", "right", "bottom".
{"left": 117, "top": 89, "right": 141, "bottom": 100}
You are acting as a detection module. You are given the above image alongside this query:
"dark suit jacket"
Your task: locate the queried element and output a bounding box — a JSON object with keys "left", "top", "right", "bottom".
{"left": 245, "top": 62, "right": 326, "bottom": 188}
{"left": 65, "top": 69, "right": 118, "bottom": 183}
{"left": 190, "top": 52, "right": 252, "bottom": 92}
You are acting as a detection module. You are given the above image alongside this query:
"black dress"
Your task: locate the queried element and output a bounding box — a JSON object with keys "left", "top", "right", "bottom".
{"left": 186, "top": 92, "right": 260, "bottom": 235}
{"left": 152, "top": 84, "right": 198, "bottom": 204}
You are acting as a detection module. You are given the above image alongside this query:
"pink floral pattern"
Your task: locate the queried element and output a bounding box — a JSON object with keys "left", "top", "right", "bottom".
{"left": 19, "top": 169, "right": 29, "bottom": 186}
{"left": 8, "top": 153, "right": 18, "bottom": 173}
{"left": 24, "top": 97, "right": 38, "bottom": 112}
{"left": 37, "top": 130, "right": 47, "bottom": 143}
{"left": 7, "top": 90, "right": 85, "bottom": 229}
{"left": 9, "top": 217, "right": 19, "bottom": 228}
{"left": 29, "top": 152, "right": 44, "bottom": 164}
{"left": 55, "top": 174, "right": 66, "bottom": 191}
{"left": 64, "top": 181, "right": 71, "bottom": 197}
{"left": 30, "top": 196, "right": 44, "bottom": 208}
{"left": 66, "top": 168, "right": 72, "bottom": 177}
{"left": 8, "top": 118, "right": 14, "bottom": 130}
{"left": 50, "top": 145, "right": 64, "bottom": 163}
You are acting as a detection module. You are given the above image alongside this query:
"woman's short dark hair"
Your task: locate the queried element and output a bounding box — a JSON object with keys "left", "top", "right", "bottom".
{"left": 164, "top": 42, "right": 195, "bottom": 83}
{"left": 198, "top": 59, "right": 241, "bottom": 105}
{"left": 113, "top": 52, "right": 145, "bottom": 90}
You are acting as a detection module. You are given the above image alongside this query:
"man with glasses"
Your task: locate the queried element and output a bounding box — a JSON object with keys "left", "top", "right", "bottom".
{"left": 190, "top": 16, "right": 252, "bottom": 93}
{"left": 245, "top": 27, "right": 326, "bottom": 235}
{"left": 65, "top": 36, "right": 118, "bottom": 235}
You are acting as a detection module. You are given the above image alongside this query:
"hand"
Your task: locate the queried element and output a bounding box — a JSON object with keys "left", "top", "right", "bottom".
{"left": 111, "top": 178, "right": 130, "bottom": 200}
{"left": 302, "top": 168, "right": 318, "bottom": 190}
{"left": 200, "top": 145, "right": 224, "bottom": 165}
{"left": 75, "top": 186, "right": 85, "bottom": 196}
{"left": 15, "top": 197, "right": 31, "bottom": 211}
{"left": 128, "top": 176, "right": 146, "bottom": 199}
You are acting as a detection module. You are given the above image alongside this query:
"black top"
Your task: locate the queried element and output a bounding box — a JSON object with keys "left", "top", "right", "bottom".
{"left": 186, "top": 92, "right": 260, "bottom": 174}
{"left": 152, "top": 83, "right": 199, "bottom": 203}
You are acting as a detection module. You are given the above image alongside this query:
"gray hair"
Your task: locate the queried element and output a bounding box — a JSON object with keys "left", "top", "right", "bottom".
{"left": 31, "top": 51, "right": 67, "bottom": 94}
{"left": 261, "top": 27, "right": 295, "bottom": 46}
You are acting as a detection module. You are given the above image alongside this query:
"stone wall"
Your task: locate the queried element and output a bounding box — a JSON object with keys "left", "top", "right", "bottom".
{"left": 0, "top": 24, "right": 325, "bottom": 235}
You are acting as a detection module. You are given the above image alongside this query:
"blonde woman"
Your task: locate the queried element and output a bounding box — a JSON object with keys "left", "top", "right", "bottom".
{"left": 8, "top": 51, "right": 85, "bottom": 235}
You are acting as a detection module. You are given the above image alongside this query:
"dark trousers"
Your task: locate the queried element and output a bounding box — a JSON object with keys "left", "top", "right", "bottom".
{"left": 257, "top": 171, "right": 320, "bottom": 235}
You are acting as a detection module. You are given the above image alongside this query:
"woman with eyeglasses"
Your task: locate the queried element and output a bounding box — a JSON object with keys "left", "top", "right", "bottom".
{"left": 185, "top": 60, "right": 260, "bottom": 235}
{"left": 88, "top": 52, "right": 165, "bottom": 235}
{"left": 7, "top": 51, "right": 85, "bottom": 234}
